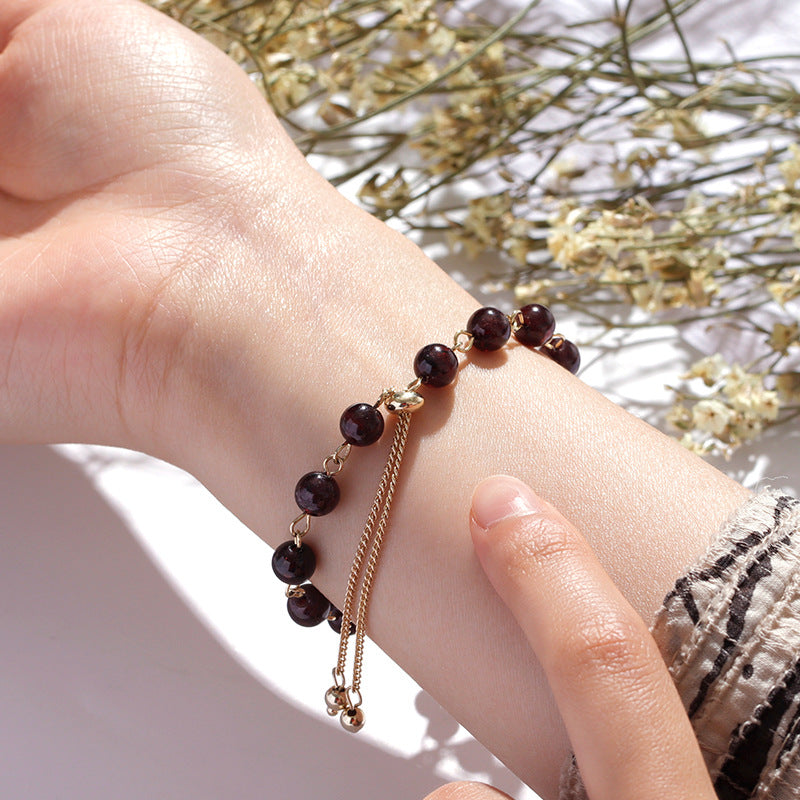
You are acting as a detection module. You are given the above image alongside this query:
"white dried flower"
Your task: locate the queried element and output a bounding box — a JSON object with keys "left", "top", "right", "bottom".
{"left": 682, "top": 354, "right": 727, "bottom": 385}
{"left": 692, "top": 399, "right": 731, "bottom": 436}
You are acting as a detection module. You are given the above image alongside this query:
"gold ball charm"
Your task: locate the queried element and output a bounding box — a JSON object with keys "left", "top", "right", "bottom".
{"left": 340, "top": 706, "right": 365, "bottom": 733}
{"left": 325, "top": 685, "right": 346, "bottom": 717}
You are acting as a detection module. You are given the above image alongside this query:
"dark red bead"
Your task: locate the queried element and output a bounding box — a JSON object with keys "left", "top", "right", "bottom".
{"left": 340, "top": 403, "right": 384, "bottom": 446}
{"left": 272, "top": 540, "right": 316, "bottom": 584}
{"left": 467, "top": 307, "right": 511, "bottom": 351}
{"left": 514, "top": 304, "right": 555, "bottom": 347}
{"left": 544, "top": 338, "right": 581, "bottom": 374}
{"left": 295, "top": 471, "right": 340, "bottom": 516}
{"left": 287, "top": 584, "right": 331, "bottom": 627}
{"left": 328, "top": 606, "right": 355, "bottom": 636}
{"left": 414, "top": 343, "right": 458, "bottom": 387}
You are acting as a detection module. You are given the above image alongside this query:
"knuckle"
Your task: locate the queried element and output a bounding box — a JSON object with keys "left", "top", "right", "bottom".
{"left": 497, "top": 512, "right": 581, "bottom": 580}
{"left": 557, "top": 611, "right": 656, "bottom": 688}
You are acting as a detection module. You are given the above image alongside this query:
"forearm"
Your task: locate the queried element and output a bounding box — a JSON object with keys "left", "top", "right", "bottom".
{"left": 0, "top": 3, "right": 752, "bottom": 793}
{"left": 149, "top": 162, "right": 750, "bottom": 798}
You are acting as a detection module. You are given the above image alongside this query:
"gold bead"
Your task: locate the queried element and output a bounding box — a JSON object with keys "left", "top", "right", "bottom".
{"left": 340, "top": 706, "right": 365, "bottom": 732}
{"left": 325, "top": 685, "right": 346, "bottom": 716}
{"left": 386, "top": 390, "right": 424, "bottom": 415}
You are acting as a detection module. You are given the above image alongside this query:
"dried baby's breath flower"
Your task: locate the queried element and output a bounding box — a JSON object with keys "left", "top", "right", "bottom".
{"left": 678, "top": 432, "right": 716, "bottom": 457}
{"left": 692, "top": 399, "right": 732, "bottom": 437}
{"left": 780, "top": 144, "right": 800, "bottom": 189}
{"left": 777, "top": 373, "right": 800, "bottom": 403}
{"left": 149, "top": 0, "right": 800, "bottom": 457}
{"left": 358, "top": 169, "right": 412, "bottom": 216}
{"left": 670, "top": 356, "right": 795, "bottom": 457}
{"left": 682, "top": 355, "right": 727, "bottom": 386}
{"left": 769, "top": 322, "right": 800, "bottom": 355}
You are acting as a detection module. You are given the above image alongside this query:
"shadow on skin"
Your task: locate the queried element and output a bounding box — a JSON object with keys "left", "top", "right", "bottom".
{"left": 411, "top": 692, "right": 532, "bottom": 799}
{"left": 0, "top": 444, "right": 469, "bottom": 800}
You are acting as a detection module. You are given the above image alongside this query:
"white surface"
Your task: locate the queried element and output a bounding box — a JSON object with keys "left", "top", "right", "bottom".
{"left": 2, "top": 1, "right": 800, "bottom": 798}
{"left": 0, "top": 443, "right": 531, "bottom": 800}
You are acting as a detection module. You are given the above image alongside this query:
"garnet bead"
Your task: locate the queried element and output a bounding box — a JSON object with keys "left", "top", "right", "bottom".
{"left": 467, "top": 307, "right": 511, "bottom": 351}
{"left": 340, "top": 403, "right": 384, "bottom": 447}
{"left": 543, "top": 337, "right": 581, "bottom": 374}
{"left": 328, "top": 606, "right": 356, "bottom": 636}
{"left": 272, "top": 540, "right": 316, "bottom": 584}
{"left": 414, "top": 343, "right": 459, "bottom": 387}
{"left": 295, "top": 471, "right": 340, "bottom": 516}
{"left": 514, "top": 303, "right": 555, "bottom": 347}
{"left": 287, "top": 584, "right": 331, "bottom": 627}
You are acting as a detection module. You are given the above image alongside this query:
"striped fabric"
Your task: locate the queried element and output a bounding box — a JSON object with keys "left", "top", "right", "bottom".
{"left": 560, "top": 490, "right": 800, "bottom": 799}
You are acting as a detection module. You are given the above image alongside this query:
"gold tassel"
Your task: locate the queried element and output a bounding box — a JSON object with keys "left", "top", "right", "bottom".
{"left": 326, "top": 383, "right": 422, "bottom": 731}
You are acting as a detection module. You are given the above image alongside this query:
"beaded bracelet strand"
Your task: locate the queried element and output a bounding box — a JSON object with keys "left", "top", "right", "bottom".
{"left": 271, "top": 303, "right": 580, "bottom": 732}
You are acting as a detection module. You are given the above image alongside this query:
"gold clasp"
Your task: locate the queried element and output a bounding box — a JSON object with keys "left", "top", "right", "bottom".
{"left": 386, "top": 389, "right": 424, "bottom": 414}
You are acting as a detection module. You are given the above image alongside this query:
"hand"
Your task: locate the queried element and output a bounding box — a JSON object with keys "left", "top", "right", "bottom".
{"left": 0, "top": 0, "right": 309, "bottom": 455}
{"left": 425, "top": 475, "right": 716, "bottom": 800}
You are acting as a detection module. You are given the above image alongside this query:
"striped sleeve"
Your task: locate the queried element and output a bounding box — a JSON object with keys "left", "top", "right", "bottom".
{"left": 560, "top": 490, "right": 800, "bottom": 799}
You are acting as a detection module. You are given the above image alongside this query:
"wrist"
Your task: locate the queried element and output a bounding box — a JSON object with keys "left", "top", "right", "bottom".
{"left": 151, "top": 184, "right": 749, "bottom": 793}
{"left": 157, "top": 161, "right": 482, "bottom": 517}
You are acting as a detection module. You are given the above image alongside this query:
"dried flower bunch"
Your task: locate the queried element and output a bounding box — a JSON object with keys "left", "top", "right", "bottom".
{"left": 147, "top": 0, "right": 800, "bottom": 457}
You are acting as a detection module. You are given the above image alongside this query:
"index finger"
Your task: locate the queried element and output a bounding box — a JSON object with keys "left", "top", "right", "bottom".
{"left": 470, "top": 475, "right": 715, "bottom": 800}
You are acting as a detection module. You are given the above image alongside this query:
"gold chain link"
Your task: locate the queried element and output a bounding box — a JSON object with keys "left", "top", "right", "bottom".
{"left": 452, "top": 329, "right": 474, "bottom": 353}
{"left": 307, "top": 324, "right": 492, "bottom": 725}
{"left": 290, "top": 512, "right": 311, "bottom": 547}
{"left": 335, "top": 412, "right": 411, "bottom": 680}
{"left": 350, "top": 411, "right": 411, "bottom": 693}
{"left": 322, "top": 441, "right": 352, "bottom": 476}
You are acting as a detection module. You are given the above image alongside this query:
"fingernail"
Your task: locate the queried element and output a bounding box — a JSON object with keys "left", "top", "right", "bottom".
{"left": 470, "top": 475, "right": 541, "bottom": 532}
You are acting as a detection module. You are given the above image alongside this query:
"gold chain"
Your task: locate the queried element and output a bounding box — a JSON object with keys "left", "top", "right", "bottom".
{"left": 335, "top": 411, "right": 411, "bottom": 696}
{"left": 351, "top": 411, "right": 410, "bottom": 692}
{"left": 289, "top": 308, "right": 579, "bottom": 732}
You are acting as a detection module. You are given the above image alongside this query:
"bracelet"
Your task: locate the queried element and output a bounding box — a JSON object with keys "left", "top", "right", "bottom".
{"left": 271, "top": 303, "right": 580, "bottom": 732}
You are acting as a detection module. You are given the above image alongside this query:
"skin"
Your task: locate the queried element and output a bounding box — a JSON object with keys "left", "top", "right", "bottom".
{"left": 425, "top": 475, "right": 717, "bottom": 799}
{"left": 0, "top": 1, "right": 750, "bottom": 796}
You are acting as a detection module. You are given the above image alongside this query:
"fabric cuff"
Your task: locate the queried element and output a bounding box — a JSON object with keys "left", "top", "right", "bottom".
{"left": 559, "top": 489, "right": 800, "bottom": 800}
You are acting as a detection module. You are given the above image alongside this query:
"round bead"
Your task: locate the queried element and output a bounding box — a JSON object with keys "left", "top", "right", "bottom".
{"left": 340, "top": 706, "right": 365, "bottom": 732}
{"left": 514, "top": 303, "right": 555, "bottom": 347}
{"left": 413, "top": 343, "right": 459, "bottom": 387}
{"left": 295, "top": 471, "right": 340, "bottom": 516}
{"left": 467, "top": 307, "right": 511, "bottom": 351}
{"left": 339, "top": 403, "right": 384, "bottom": 446}
{"left": 325, "top": 685, "right": 347, "bottom": 716}
{"left": 271, "top": 540, "right": 316, "bottom": 584}
{"left": 328, "top": 606, "right": 356, "bottom": 636}
{"left": 287, "top": 584, "right": 331, "bottom": 627}
{"left": 544, "top": 338, "right": 581, "bottom": 374}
